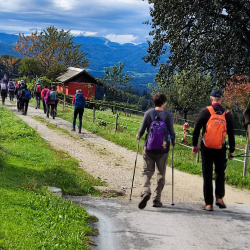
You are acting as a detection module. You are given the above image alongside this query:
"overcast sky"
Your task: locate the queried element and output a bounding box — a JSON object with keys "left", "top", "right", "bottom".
{"left": 0, "top": 0, "right": 153, "bottom": 44}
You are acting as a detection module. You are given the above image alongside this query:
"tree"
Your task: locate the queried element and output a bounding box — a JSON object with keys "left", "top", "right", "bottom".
{"left": 156, "top": 70, "right": 212, "bottom": 121}
{"left": 13, "top": 26, "right": 89, "bottom": 80}
{"left": 224, "top": 77, "right": 250, "bottom": 110}
{"left": 144, "top": 0, "right": 250, "bottom": 86}
{"left": 18, "top": 58, "right": 43, "bottom": 77}
{"left": 101, "top": 62, "right": 132, "bottom": 101}
{"left": 0, "top": 55, "right": 21, "bottom": 79}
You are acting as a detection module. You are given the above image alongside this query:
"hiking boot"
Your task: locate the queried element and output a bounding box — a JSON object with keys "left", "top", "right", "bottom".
{"left": 201, "top": 204, "right": 213, "bottom": 211}
{"left": 71, "top": 128, "right": 76, "bottom": 131}
{"left": 79, "top": 129, "right": 81, "bottom": 134}
{"left": 138, "top": 194, "right": 150, "bottom": 209}
{"left": 153, "top": 200, "right": 163, "bottom": 207}
{"left": 216, "top": 198, "right": 227, "bottom": 209}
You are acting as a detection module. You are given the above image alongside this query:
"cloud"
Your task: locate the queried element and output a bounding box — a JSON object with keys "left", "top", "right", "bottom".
{"left": 0, "top": 0, "right": 152, "bottom": 44}
{"left": 105, "top": 34, "right": 137, "bottom": 44}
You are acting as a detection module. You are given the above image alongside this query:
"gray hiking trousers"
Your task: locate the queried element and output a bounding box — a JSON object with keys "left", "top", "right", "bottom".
{"left": 141, "top": 148, "right": 169, "bottom": 201}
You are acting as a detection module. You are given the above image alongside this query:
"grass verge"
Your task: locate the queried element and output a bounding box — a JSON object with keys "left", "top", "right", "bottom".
{"left": 0, "top": 105, "right": 104, "bottom": 249}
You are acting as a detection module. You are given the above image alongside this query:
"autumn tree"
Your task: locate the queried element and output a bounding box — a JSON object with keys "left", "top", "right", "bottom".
{"left": 0, "top": 55, "right": 21, "bottom": 79}
{"left": 144, "top": 0, "right": 250, "bottom": 86}
{"left": 13, "top": 26, "right": 89, "bottom": 80}
{"left": 223, "top": 78, "right": 250, "bottom": 134}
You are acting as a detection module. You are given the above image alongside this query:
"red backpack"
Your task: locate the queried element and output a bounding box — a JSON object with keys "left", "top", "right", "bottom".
{"left": 203, "top": 106, "right": 228, "bottom": 149}
{"left": 36, "top": 84, "right": 42, "bottom": 93}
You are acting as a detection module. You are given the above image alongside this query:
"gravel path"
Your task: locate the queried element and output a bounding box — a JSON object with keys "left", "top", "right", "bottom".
{"left": 5, "top": 101, "right": 250, "bottom": 205}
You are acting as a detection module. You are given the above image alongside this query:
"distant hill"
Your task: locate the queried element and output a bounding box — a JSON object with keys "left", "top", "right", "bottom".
{"left": 0, "top": 33, "right": 170, "bottom": 91}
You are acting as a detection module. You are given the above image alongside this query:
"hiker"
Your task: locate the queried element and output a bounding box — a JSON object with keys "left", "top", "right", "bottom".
{"left": 45, "top": 86, "right": 56, "bottom": 119}
{"left": 72, "top": 89, "right": 85, "bottom": 133}
{"left": 52, "top": 86, "right": 58, "bottom": 116}
{"left": 8, "top": 79, "right": 15, "bottom": 101}
{"left": 15, "top": 81, "right": 22, "bottom": 111}
{"left": 0, "top": 77, "right": 8, "bottom": 105}
{"left": 41, "top": 85, "right": 49, "bottom": 114}
{"left": 34, "top": 79, "right": 43, "bottom": 109}
{"left": 20, "top": 79, "right": 26, "bottom": 87}
{"left": 192, "top": 89, "right": 235, "bottom": 211}
{"left": 22, "top": 85, "right": 31, "bottom": 115}
{"left": 136, "top": 93, "right": 175, "bottom": 209}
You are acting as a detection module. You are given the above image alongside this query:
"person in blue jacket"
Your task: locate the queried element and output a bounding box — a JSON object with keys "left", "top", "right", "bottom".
{"left": 72, "top": 89, "right": 85, "bottom": 133}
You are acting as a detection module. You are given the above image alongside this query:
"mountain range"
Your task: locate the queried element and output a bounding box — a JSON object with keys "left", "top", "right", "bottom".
{"left": 0, "top": 33, "right": 169, "bottom": 92}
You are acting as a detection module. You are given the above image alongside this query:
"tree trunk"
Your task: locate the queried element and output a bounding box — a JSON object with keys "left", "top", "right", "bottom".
{"left": 184, "top": 110, "right": 188, "bottom": 122}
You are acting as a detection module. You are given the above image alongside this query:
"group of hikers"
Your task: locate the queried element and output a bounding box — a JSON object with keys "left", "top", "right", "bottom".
{"left": 0, "top": 76, "right": 59, "bottom": 118}
{"left": 1, "top": 74, "right": 235, "bottom": 210}
{"left": 0, "top": 75, "right": 86, "bottom": 132}
{"left": 137, "top": 90, "right": 235, "bottom": 211}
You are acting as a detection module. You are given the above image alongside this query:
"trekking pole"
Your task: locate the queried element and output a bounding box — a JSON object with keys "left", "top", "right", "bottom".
{"left": 129, "top": 138, "right": 140, "bottom": 201}
{"left": 171, "top": 145, "right": 175, "bottom": 206}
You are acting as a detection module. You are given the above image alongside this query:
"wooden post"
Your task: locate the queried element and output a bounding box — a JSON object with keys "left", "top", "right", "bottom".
{"left": 115, "top": 114, "right": 119, "bottom": 131}
{"left": 243, "top": 144, "right": 249, "bottom": 177}
{"left": 93, "top": 106, "right": 96, "bottom": 122}
{"left": 243, "top": 124, "right": 250, "bottom": 176}
{"left": 63, "top": 94, "right": 65, "bottom": 111}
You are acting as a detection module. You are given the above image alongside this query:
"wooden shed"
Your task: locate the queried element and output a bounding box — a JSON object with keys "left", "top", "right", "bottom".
{"left": 56, "top": 67, "right": 98, "bottom": 100}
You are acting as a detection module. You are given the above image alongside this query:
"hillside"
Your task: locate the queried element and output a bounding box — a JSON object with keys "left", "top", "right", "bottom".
{"left": 0, "top": 33, "right": 169, "bottom": 91}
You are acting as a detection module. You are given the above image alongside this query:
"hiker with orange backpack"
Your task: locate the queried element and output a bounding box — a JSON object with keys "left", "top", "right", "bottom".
{"left": 192, "top": 89, "right": 235, "bottom": 211}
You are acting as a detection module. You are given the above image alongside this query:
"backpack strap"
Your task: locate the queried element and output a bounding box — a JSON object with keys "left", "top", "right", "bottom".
{"left": 207, "top": 106, "right": 228, "bottom": 115}
{"left": 150, "top": 109, "right": 168, "bottom": 122}
{"left": 206, "top": 106, "right": 215, "bottom": 115}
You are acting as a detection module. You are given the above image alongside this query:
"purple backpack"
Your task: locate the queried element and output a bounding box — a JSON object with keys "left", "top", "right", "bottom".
{"left": 146, "top": 110, "right": 168, "bottom": 153}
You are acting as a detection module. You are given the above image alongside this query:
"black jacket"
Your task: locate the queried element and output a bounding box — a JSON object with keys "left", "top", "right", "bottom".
{"left": 192, "top": 104, "right": 235, "bottom": 153}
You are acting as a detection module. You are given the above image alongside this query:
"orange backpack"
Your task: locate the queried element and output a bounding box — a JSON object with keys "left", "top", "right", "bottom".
{"left": 203, "top": 106, "right": 228, "bottom": 149}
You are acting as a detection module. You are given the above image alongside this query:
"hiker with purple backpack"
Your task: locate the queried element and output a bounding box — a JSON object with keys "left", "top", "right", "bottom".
{"left": 136, "top": 93, "right": 175, "bottom": 209}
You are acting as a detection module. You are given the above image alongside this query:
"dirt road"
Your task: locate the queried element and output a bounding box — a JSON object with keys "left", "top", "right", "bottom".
{"left": 5, "top": 101, "right": 250, "bottom": 206}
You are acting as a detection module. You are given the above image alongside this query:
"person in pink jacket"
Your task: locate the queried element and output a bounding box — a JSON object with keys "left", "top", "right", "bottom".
{"left": 45, "top": 86, "right": 56, "bottom": 119}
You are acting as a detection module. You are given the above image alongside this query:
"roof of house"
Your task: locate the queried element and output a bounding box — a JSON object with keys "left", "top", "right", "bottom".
{"left": 56, "top": 67, "right": 96, "bottom": 83}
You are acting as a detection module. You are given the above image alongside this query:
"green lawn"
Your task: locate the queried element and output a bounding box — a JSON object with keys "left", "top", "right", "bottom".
{"left": 0, "top": 105, "right": 103, "bottom": 249}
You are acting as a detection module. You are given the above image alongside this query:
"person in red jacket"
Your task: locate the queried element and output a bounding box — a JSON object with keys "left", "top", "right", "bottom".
{"left": 41, "top": 86, "right": 49, "bottom": 114}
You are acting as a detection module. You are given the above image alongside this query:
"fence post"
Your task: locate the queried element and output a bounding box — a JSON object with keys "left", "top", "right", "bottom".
{"left": 243, "top": 144, "right": 249, "bottom": 176}
{"left": 63, "top": 94, "right": 66, "bottom": 111}
{"left": 115, "top": 114, "right": 119, "bottom": 131}
{"left": 93, "top": 106, "right": 96, "bottom": 122}
{"left": 243, "top": 124, "right": 250, "bottom": 176}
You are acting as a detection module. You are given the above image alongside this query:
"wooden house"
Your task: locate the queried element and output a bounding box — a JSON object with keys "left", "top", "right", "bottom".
{"left": 56, "top": 67, "right": 98, "bottom": 100}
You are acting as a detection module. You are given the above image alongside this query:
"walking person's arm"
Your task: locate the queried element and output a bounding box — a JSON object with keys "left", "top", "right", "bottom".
{"left": 136, "top": 110, "right": 151, "bottom": 140}
{"left": 165, "top": 113, "right": 175, "bottom": 146}
{"left": 226, "top": 112, "right": 235, "bottom": 160}
{"left": 192, "top": 108, "right": 210, "bottom": 154}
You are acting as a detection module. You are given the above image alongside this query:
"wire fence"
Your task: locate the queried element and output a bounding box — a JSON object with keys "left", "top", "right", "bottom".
{"left": 58, "top": 97, "right": 249, "bottom": 176}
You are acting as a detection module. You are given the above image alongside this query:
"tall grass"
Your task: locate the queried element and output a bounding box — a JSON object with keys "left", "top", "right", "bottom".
{"left": 0, "top": 106, "right": 103, "bottom": 249}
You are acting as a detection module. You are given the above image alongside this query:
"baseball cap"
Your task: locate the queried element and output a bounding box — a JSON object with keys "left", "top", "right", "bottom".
{"left": 210, "top": 89, "right": 223, "bottom": 97}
